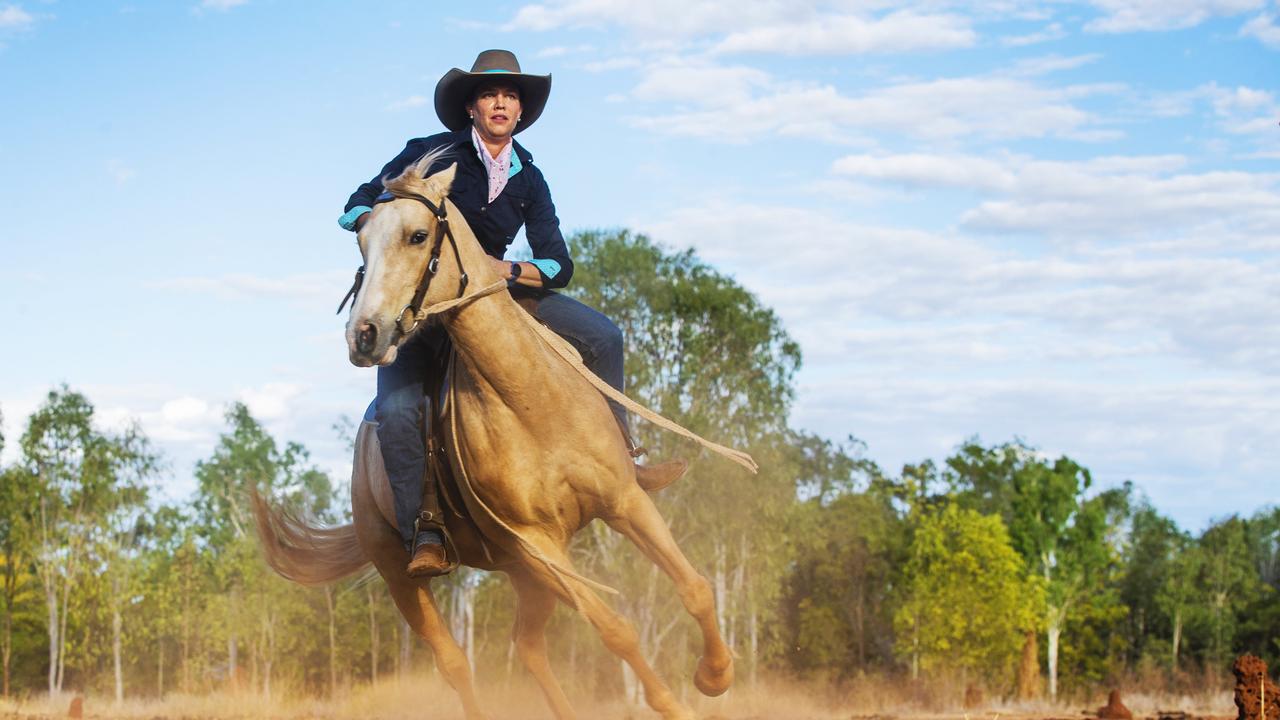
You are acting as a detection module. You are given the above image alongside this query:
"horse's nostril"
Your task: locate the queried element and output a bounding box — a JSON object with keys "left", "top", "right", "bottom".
{"left": 356, "top": 323, "right": 378, "bottom": 355}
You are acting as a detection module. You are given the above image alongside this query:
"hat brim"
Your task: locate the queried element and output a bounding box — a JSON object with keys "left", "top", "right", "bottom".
{"left": 434, "top": 69, "right": 551, "bottom": 135}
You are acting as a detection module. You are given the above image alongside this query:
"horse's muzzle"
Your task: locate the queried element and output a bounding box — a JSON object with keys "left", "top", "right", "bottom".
{"left": 347, "top": 320, "right": 398, "bottom": 367}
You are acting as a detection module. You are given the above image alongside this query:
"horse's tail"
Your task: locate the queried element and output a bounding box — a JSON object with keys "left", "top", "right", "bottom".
{"left": 251, "top": 491, "right": 370, "bottom": 586}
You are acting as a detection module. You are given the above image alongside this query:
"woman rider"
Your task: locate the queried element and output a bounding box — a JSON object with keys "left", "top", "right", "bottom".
{"left": 338, "top": 50, "right": 684, "bottom": 578}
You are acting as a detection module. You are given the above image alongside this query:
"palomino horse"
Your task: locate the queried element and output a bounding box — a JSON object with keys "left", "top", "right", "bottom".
{"left": 252, "top": 150, "right": 743, "bottom": 720}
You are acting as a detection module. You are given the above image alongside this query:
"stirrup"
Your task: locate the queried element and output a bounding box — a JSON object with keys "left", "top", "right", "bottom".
{"left": 413, "top": 511, "right": 460, "bottom": 575}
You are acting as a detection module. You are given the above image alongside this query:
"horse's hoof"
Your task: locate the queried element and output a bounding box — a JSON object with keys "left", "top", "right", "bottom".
{"left": 693, "top": 655, "right": 733, "bottom": 697}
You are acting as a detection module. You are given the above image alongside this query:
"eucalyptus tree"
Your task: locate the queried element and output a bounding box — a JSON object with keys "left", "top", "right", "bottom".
{"left": 0, "top": 407, "right": 40, "bottom": 697}
{"left": 946, "top": 439, "right": 1123, "bottom": 699}
{"left": 194, "top": 402, "right": 336, "bottom": 696}
{"left": 19, "top": 387, "right": 158, "bottom": 695}
{"left": 1196, "top": 516, "right": 1266, "bottom": 666}
{"left": 893, "top": 503, "right": 1042, "bottom": 684}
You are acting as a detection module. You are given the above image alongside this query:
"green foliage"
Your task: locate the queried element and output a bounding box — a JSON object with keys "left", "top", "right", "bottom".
{"left": 1197, "top": 515, "right": 1268, "bottom": 666}
{"left": 893, "top": 503, "right": 1043, "bottom": 683}
{"left": 784, "top": 483, "right": 903, "bottom": 675}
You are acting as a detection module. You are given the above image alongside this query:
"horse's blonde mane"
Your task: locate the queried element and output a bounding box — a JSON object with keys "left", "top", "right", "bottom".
{"left": 383, "top": 145, "right": 455, "bottom": 195}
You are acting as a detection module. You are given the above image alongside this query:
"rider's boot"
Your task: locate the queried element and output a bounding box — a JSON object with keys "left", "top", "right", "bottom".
{"left": 406, "top": 476, "right": 452, "bottom": 578}
{"left": 617, "top": 415, "right": 688, "bottom": 492}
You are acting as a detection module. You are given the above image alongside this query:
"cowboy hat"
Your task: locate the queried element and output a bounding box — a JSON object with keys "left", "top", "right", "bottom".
{"left": 434, "top": 49, "right": 551, "bottom": 134}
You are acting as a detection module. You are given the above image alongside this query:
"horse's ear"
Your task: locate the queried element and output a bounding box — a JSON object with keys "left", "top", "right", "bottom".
{"left": 425, "top": 162, "right": 458, "bottom": 199}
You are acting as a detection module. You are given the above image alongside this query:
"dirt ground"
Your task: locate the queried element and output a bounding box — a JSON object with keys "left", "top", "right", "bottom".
{"left": 0, "top": 677, "right": 1238, "bottom": 720}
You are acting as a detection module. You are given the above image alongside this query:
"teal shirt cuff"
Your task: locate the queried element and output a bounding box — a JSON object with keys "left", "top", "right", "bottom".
{"left": 530, "top": 258, "right": 561, "bottom": 279}
{"left": 339, "top": 206, "right": 372, "bottom": 231}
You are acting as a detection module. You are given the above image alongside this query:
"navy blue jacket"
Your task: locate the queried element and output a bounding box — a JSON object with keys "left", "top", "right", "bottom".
{"left": 344, "top": 129, "right": 574, "bottom": 289}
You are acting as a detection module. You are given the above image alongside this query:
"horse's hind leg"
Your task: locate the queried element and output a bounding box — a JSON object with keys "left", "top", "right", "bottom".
{"left": 382, "top": 573, "right": 488, "bottom": 720}
{"left": 520, "top": 538, "right": 695, "bottom": 720}
{"left": 607, "top": 486, "right": 733, "bottom": 697}
{"left": 508, "top": 568, "right": 576, "bottom": 720}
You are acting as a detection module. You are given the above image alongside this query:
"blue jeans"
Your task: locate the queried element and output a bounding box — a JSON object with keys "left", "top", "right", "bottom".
{"left": 376, "top": 288, "right": 625, "bottom": 545}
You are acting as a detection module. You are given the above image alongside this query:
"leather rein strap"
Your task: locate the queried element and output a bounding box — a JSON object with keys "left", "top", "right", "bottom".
{"left": 335, "top": 191, "right": 471, "bottom": 345}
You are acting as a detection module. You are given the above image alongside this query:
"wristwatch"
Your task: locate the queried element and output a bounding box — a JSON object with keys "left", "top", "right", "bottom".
{"left": 509, "top": 262, "right": 522, "bottom": 281}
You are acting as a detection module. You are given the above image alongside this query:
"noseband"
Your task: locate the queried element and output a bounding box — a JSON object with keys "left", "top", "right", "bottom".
{"left": 336, "top": 190, "right": 471, "bottom": 346}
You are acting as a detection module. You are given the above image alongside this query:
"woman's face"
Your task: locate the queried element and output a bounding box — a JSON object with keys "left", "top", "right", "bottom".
{"left": 468, "top": 81, "right": 522, "bottom": 142}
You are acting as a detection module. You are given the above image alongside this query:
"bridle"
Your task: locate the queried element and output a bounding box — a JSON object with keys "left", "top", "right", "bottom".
{"left": 336, "top": 190, "right": 471, "bottom": 347}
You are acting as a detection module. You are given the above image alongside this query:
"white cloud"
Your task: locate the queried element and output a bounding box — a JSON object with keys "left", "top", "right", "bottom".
{"left": 1007, "top": 52, "right": 1102, "bottom": 76}
{"left": 830, "top": 150, "right": 1280, "bottom": 242}
{"left": 712, "top": 11, "right": 976, "bottom": 55}
{"left": 1085, "top": 0, "right": 1264, "bottom": 31}
{"left": 630, "top": 58, "right": 770, "bottom": 106}
{"left": 238, "top": 382, "right": 305, "bottom": 422}
{"left": 1241, "top": 11, "right": 1280, "bottom": 46}
{"left": 629, "top": 67, "right": 1118, "bottom": 143}
{"left": 0, "top": 4, "right": 33, "bottom": 29}
{"left": 1000, "top": 22, "right": 1068, "bottom": 46}
{"left": 793, "top": 373, "right": 1280, "bottom": 530}
{"left": 637, "top": 192, "right": 1280, "bottom": 529}
{"left": 832, "top": 152, "right": 1019, "bottom": 190}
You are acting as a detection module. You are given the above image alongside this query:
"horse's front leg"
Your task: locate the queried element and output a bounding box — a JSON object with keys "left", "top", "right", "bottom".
{"left": 606, "top": 485, "right": 733, "bottom": 697}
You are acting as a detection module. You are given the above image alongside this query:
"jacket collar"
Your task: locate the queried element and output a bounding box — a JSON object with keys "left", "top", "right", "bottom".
{"left": 449, "top": 127, "right": 533, "bottom": 165}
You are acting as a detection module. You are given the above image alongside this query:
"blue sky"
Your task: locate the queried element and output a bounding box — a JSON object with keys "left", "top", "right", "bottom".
{"left": 1, "top": 0, "right": 1277, "bottom": 532}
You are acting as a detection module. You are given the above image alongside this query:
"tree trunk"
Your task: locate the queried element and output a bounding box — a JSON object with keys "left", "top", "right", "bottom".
{"left": 398, "top": 617, "right": 411, "bottom": 679}
{"left": 367, "top": 584, "right": 379, "bottom": 682}
{"left": 113, "top": 596, "right": 124, "bottom": 702}
{"left": 2, "top": 614, "right": 9, "bottom": 698}
{"left": 1016, "top": 629, "right": 1040, "bottom": 700}
{"left": 45, "top": 581, "right": 58, "bottom": 694}
{"left": 909, "top": 620, "right": 919, "bottom": 681}
{"left": 622, "top": 661, "right": 639, "bottom": 706}
{"left": 2, "top": 547, "right": 15, "bottom": 699}
{"left": 228, "top": 584, "right": 239, "bottom": 690}
{"left": 55, "top": 552, "right": 74, "bottom": 693}
{"left": 713, "top": 542, "right": 727, "bottom": 635}
{"left": 264, "top": 607, "right": 275, "bottom": 701}
{"left": 1171, "top": 608, "right": 1183, "bottom": 671}
{"left": 181, "top": 608, "right": 191, "bottom": 693}
{"left": 326, "top": 586, "right": 337, "bottom": 698}
{"left": 1047, "top": 616, "right": 1062, "bottom": 700}
{"left": 157, "top": 640, "right": 165, "bottom": 699}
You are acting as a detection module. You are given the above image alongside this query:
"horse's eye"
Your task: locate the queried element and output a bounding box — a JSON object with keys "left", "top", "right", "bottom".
{"left": 409, "top": 230, "right": 429, "bottom": 245}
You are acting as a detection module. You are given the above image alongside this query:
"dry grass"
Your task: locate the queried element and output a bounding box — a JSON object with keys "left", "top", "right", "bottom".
{"left": 0, "top": 674, "right": 1237, "bottom": 720}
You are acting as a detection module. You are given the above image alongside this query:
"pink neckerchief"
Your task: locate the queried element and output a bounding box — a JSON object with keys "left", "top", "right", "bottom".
{"left": 471, "top": 126, "right": 513, "bottom": 203}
